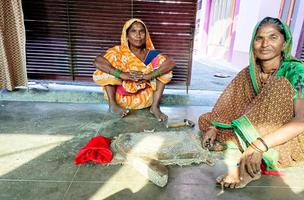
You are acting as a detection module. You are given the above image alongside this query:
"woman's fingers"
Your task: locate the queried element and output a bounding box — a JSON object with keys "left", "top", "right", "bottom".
{"left": 130, "top": 71, "right": 144, "bottom": 80}
{"left": 252, "top": 154, "right": 262, "bottom": 174}
{"left": 246, "top": 164, "right": 255, "bottom": 178}
{"left": 239, "top": 158, "right": 246, "bottom": 181}
{"left": 202, "top": 136, "right": 215, "bottom": 149}
{"left": 253, "top": 162, "right": 261, "bottom": 174}
{"left": 251, "top": 156, "right": 258, "bottom": 175}
{"left": 201, "top": 128, "right": 217, "bottom": 149}
{"left": 201, "top": 137, "right": 210, "bottom": 149}
{"left": 243, "top": 152, "right": 262, "bottom": 177}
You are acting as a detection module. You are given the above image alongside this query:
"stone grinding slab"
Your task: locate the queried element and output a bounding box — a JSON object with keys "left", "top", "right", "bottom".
{"left": 111, "top": 131, "right": 210, "bottom": 166}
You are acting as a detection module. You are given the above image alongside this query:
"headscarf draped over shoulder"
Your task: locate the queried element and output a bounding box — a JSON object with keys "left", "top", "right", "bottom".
{"left": 103, "top": 18, "right": 159, "bottom": 73}
{"left": 120, "top": 18, "right": 154, "bottom": 50}
{"left": 248, "top": 17, "right": 304, "bottom": 98}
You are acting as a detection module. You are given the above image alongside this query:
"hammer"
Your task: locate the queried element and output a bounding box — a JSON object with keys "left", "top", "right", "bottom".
{"left": 166, "top": 119, "right": 195, "bottom": 128}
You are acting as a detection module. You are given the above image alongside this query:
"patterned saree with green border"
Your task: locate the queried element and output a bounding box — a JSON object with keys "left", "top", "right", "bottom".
{"left": 199, "top": 19, "right": 304, "bottom": 171}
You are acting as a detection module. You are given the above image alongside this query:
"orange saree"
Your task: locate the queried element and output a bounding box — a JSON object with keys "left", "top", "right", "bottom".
{"left": 93, "top": 18, "right": 172, "bottom": 109}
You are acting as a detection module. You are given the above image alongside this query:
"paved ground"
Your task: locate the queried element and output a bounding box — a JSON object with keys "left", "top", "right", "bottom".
{"left": 0, "top": 59, "right": 304, "bottom": 200}
{"left": 0, "top": 101, "right": 304, "bottom": 200}
{"left": 189, "top": 57, "right": 239, "bottom": 91}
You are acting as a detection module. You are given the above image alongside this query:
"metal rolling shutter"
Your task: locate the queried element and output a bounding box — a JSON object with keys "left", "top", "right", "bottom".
{"left": 132, "top": 0, "right": 196, "bottom": 85}
{"left": 68, "top": 0, "right": 132, "bottom": 80}
{"left": 22, "top": 0, "right": 197, "bottom": 86}
{"left": 22, "top": 0, "right": 71, "bottom": 79}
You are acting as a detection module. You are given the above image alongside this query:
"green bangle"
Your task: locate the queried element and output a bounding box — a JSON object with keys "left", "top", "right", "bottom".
{"left": 113, "top": 69, "right": 121, "bottom": 78}
{"left": 157, "top": 68, "right": 162, "bottom": 76}
{"left": 151, "top": 68, "right": 162, "bottom": 79}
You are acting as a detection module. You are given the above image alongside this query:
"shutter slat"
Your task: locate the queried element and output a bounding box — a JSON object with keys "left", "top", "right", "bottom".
{"left": 23, "top": 0, "right": 196, "bottom": 86}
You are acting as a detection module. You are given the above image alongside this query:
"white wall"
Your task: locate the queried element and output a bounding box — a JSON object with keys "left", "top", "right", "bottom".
{"left": 193, "top": 0, "right": 304, "bottom": 67}
{"left": 231, "top": 0, "right": 284, "bottom": 67}
{"left": 193, "top": 0, "right": 208, "bottom": 56}
{"left": 257, "top": 0, "right": 281, "bottom": 20}
{"left": 233, "top": 0, "right": 280, "bottom": 53}
{"left": 233, "top": 0, "right": 260, "bottom": 53}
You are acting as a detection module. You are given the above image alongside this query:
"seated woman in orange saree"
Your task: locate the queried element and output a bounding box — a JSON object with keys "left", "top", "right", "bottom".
{"left": 93, "top": 18, "right": 175, "bottom": 121}
{"left": 199, "top": 17, "right": 304, "bottom": 189}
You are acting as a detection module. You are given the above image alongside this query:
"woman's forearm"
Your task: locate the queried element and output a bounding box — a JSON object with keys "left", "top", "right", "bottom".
{"left": 254, "top": 99, "right": 304, "bottom": 151}
{"left": 158, "top": 56, "right": 176, "bottom": 73}
{"left": 94, "top": 55, "right": 115, "bottom": 74}
{"left": 262, "top": 118, "right": 304, "bottom": 149}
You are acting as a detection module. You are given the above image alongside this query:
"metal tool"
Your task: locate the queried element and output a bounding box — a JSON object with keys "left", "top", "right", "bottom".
{"left": 166, "top": 119, "right": 195, "bottom": 128}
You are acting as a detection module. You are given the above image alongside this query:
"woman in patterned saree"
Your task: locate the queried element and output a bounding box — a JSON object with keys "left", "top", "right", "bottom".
{"left": 93, "top": 18, "right": 175, "bottom": 121}
{"left": 199, "top": 17, "right": 304, "bottom": 188}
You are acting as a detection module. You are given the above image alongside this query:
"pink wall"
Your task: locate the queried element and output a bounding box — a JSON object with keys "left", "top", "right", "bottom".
{"left": 194, "top": 0, "right": 304, "bottom": 69}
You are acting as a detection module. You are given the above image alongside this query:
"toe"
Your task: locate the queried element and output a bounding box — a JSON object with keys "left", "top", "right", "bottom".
{"left": 120, "top": 109, "right": 129, "bottom": 117}
{"left": 229, "top": 183, "right": 236, "bottom": 189}
{"left": 160, "top": 113, "right": 168, "bottom": 122}
{"left": 224, "top": 182, "right": 231, "bottom": 188}
{"left": 235, "top": 182, "right": 244, "bottom": 189}
{"left": 216, "top": 175, "right": 225, "bottom": 183}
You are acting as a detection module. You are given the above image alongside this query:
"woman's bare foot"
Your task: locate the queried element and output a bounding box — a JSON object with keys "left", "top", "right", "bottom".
{"left": 109, "top": 104, "right": 129, "bottom": 117}
{"left": 150, "top": 106, "right": 168, "bottom": 121}
{"left": 216, "top": 167, "right": 261, "bottom": 189}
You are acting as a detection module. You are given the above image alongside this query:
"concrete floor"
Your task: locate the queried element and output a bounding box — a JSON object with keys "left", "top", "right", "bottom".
{"left": 1, "top": 98, "right": 304, "bottom": 200}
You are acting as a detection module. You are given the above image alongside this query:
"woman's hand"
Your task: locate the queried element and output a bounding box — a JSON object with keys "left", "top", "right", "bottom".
{"left": 239, "top": 145, "right": 263, "bottom": 179}
{"left": 130, "top": 70, "right": 153, "bottom": 81}
{"left": 120, "top": 71, "right": 144, "bottom": 81}
{"left": 201, "top": 126, "right": 218, "bottom": 149}
{"left": 119, "top": 71, "right": 134, "bottom": 81}
{"left": 143, "top": 73, "right": 153, "bottom": 81}
{"left": 129, "top": 70, "right": 144, "bottom": 81}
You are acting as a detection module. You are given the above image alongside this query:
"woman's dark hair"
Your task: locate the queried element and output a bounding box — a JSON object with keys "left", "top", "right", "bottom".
{"left": 257, "top": 17, "right": 286, "bottom": 40}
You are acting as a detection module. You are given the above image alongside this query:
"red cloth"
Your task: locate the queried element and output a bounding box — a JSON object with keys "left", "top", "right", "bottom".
{"left": 74, "top": 136, "right": 113, "bottom": 164}
{"left": 260, "top": 160, "right": 283, "bottom": 176}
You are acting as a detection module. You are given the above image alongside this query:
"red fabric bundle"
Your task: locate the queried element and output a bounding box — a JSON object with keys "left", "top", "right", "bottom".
{"left": 74, "top": 136, "right": 113, "bottom": 164}
{"left": 260, "top": 160, "right": 282, "bottom": 176}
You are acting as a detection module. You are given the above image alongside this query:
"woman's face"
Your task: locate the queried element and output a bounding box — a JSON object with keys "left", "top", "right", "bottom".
{"left": 253, "top": 23, "right": 285, "bottom": 62}
{"left": 127, "top": 22, "right": 146, "bottom": 49}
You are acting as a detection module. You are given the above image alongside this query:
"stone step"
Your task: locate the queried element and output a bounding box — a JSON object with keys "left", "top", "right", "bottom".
{"left": 0, "top": 82, "right": 221, "bottom": 106}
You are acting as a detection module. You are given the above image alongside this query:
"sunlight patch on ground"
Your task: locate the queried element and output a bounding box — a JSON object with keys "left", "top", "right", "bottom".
{"left": 0, "top": 134, "right": 73, "bottom": 176}
{"left": 89, "top": 164, "right": 149, "bottom": 200}
{"left": 89, "top": 137, "right": 165, "bottom": 199}
{"left": 280, "top": 168, "right": 304, "bottom": 194}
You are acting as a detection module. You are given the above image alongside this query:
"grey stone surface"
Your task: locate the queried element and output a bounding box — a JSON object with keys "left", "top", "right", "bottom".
{"left": 0, "top": 101, "right": 304, "bottom": 200}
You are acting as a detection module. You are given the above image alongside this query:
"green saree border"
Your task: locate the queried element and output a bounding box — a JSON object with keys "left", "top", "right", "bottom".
{"left": 232, "top": 115, "right": 279, "bottom": 170}
{"left": 211, "top": 116, "right": 279, "bottom": 170}
{"left": 211, "top": 121, "right": 231, "bottom": 129}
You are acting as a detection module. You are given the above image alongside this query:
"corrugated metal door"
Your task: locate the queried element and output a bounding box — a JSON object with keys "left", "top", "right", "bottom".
{"left": 22, "top": 0, "right": 197, "bottom": 86}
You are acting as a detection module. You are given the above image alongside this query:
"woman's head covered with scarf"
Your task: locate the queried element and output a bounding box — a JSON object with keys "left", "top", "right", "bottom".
{"left": 248, "top": 17, "right": 299, "bottom": 94}
{"left": 120, "top": 18, "right": 155, "bottom": 50}
{"left": 250, "top": 17, "right": 293, "bottom": 62}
